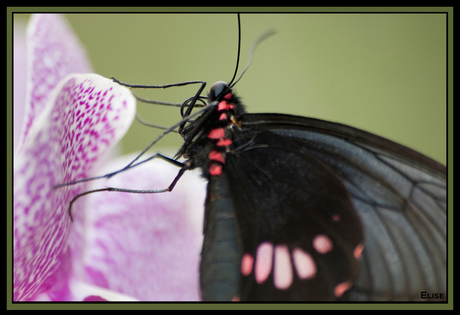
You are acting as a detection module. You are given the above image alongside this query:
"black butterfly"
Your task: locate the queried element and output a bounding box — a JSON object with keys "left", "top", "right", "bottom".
{"left": 66, "top": 16, "right": 446, "bottom": 302}
{"left": 184, "top": 80, "right": 446, "bottom": 301}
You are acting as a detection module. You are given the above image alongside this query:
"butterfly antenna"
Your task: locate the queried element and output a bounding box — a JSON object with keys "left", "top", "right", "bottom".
{"left": 230, "top": 28, "right": 276, "bottom": 88}
{"left": 228, "top": 14, "right": 242, "bottom": 87}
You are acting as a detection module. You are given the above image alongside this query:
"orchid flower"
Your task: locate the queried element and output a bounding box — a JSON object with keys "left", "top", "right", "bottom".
{"left": 13, "top": 14, "right": 205, "bottom": 302}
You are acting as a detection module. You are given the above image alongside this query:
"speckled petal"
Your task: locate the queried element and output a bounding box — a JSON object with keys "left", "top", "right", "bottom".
{"left": 73, "top": 153, "right": 206, "bottom": 301}
{"left": 18, "top": 14, "right": 92, "bottom": 150}
{"left": 13, "top": 74, "right": 136, "bottom": 301}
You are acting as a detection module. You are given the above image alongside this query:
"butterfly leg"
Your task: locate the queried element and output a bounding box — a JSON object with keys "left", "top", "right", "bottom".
{"left": 67, "top": 161, "right": 188, "bottom": 222}
{"left": 111, "top": 77, "right": 207, "bottom": 132}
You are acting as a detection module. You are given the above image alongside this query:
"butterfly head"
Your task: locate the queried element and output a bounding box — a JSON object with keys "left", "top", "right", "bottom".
{"left": 209, "top": 81, "right": 230, "bottom": 102}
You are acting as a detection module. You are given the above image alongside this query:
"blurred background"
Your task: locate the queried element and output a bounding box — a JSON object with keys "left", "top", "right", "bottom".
{"left": 14, "top": 12, "right": 447, "bottom": 164}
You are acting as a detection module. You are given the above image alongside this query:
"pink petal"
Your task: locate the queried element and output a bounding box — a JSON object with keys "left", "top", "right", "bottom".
{"left": 13, "top": 74, "right": 136, "bottom": 301}
{"left": 70, "top": 279, "right": 139, "bottom": 301}
{"left": 83, "top": 295, "right": 107, "bottom": 302}
{"left": 18, "top": 14, "right": 92, "bottom": 151}
{"left": 72, "top": 153, "right": 206, "bottom": 301}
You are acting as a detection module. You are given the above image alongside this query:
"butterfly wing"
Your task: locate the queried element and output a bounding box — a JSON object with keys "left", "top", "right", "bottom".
{"left": 227, "top": 113, "right": 446, "bottom": 301}
{"left": 224, "top": 128, "right": 364, "bottom": 301}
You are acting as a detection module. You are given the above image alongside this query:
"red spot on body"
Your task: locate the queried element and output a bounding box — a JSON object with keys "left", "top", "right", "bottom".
{"left": 218, "top": 101, "right": 235, "bottom": 111}
{"left": 241, "top": 254, "right": 254, "bottom": 276}
{"left": 219, "top": 113, "right": 228, "bottom": 120}
{"left": 209, "top": 164, "right": 222, "bottom": 176}
{"left": 223, "top": 93, "right": 232, "bottom": 100}
{"left": 208, "top": 150, "right": 225, "bottom": 163}
{"left": 331, "top": 214, "right": 340, "bottom": 222}
{"left": 208, "top": 128, "right": 225, "bottom": 139}
{"left": 313, "top": 234, "right": 333, "bottom": 254}
{"left": 216, "top": 138, "right": 232, "bottom": 147}
{"left": 231, "top": 295, "right": 240, "bottom": 302}
{"left": 218, "top": 101, "right": 228, "bottom": 111}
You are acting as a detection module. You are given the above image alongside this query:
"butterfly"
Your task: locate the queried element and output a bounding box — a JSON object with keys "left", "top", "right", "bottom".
{"left": 179, "top": 80, "right": 446, "bottom": 301}
{"left": 67, "top": 14, "right": 446, "bottom": 301}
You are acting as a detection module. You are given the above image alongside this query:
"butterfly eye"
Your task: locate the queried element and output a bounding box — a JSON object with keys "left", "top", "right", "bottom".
{"left": 209, "top": 81, "right": 228, "bottom": 101}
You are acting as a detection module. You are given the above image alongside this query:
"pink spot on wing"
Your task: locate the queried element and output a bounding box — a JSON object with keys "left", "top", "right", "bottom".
{"left": 292, "top": 247, "right": 317, "bottom": 279}
{"left": 241, "top": 253, "right": 254, "bottom": 276}
{"left": 334, "top": 281, "right": 352, "bottom": 297}
{"left": 209, "top": 163, "right": 222, "bottom": 176}
{"left": 208, "top": 150, "right": 225, "bottom": 163}
{"left": 208, "top": 128, "right": 225, "bottom": 139}
{"left": 353, "top": 243, "right": 364, "bottom": 260}
{"left": 274, "top": 245, "right": 293, "bottom": 290}
{"left": 231, "top": 295, "right": 240, "bottom": 301}
{"left": 255, "top": 242, "right": 273, "bottom": 284}
{"left": 313, "top": 234, "right": 333, "bottom": 254}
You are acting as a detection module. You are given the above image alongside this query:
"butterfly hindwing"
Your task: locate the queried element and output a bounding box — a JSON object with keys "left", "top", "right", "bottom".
{"left": 224, "top": 130, "right": 364, "bottom": 301}
{"left": 190, "top": 82, "right": 445, "bottom": 301}
{"left": 239, "top": 113, "right": 446, "bottom": 301}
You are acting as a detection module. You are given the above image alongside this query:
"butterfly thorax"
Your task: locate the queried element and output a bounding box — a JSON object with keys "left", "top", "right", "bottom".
{"left": 179, "top": 81, "right": 247, "bottom": 178}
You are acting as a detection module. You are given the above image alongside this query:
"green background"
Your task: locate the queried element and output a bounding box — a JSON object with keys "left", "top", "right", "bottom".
{"left": 9, "top": 8, "right": 451, "bottom": 310}
{"left": 14, "top": 12, "right": 447, "bottom": 164}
